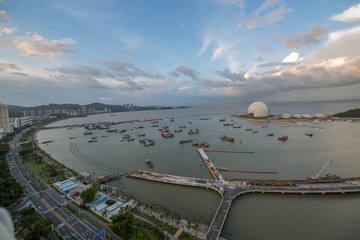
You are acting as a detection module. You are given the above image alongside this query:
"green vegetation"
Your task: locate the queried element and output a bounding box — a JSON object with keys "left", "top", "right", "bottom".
{"left": 12, "top": 207, "right": 53, "bottom": 240}
{"left": 333, "top": 108, "right": 360, "bottom": 118}
{"left": 178, "top": 231, "right": 202, "bottom": 240}
{"left": 110, "top": 211, "right": 166, "bottom": 240}
{"left": 0, "top": 143, "right": 24, "bottom": 207}
{"left": 20, "top": 142, "right": 63, "bottom": 184}
{"left": 80, "top": 186, "right": 100, "bottom": 203}
{"left": 111, "top": 211, "right": 134, "bottom": 237}
{"left": 132, "top": 209, "right": 178, "bottom": 235}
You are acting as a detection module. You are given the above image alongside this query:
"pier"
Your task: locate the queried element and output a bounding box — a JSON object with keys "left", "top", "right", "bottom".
{"left": 203, "top": 149, "right": 254, "bottom": 153}
{"left": 127, "top": 148, "right": 360, "bottom": 240}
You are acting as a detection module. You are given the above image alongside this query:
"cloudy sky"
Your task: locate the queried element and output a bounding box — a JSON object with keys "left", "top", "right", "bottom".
{"left": 1, "top": 0, "right": 360, "bottom": 106}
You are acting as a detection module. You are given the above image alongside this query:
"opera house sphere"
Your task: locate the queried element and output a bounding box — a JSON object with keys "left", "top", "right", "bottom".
{"left": 248, "top": 101, "right": 270, "bottom": 117}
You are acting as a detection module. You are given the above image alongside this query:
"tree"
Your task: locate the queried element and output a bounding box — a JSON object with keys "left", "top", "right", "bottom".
{"left": 194, "top": 222, "right": 199, "bottom": 237}
{"left": 80, "top": 186, "right": 99, "bottom": 204}
{"left": 13, "top": 207, "right": 53, "bottom": 240}
{"left": 111, "top": 211, "right": 134, "bottom": 236}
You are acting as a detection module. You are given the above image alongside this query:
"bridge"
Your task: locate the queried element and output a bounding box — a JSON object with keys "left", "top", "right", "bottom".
{"left": 127, "top": 148, "right": 360, "bottom": 240}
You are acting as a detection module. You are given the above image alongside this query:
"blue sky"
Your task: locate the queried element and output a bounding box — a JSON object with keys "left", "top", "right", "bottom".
{"left": 1, "top": 0, "right": 360, "bottom": 106}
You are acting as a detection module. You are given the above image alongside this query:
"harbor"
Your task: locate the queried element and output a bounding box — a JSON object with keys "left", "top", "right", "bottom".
{"left": 36, "top": 101, "right": 360, "bottom": 240}
{"left": 128, "top": 148, "right": 360, "bottom": 240}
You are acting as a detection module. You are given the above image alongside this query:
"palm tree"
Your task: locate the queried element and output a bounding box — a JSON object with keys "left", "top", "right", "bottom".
{"left": 170, "top": 214, "right": 175, "bottom": 227}
{"left": 194, "top": 222, "right": 199, "bottom": 237}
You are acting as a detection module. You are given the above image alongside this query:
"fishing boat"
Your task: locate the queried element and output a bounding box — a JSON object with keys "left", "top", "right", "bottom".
{"left": 188, "top": 129, "right": 199, "bottom": 134}
{"left": 220, "top": 135, "right": 234, "bottom": 142}
{"left": 143, "top": 139, "right": 154, "bottom": 146}
{"left": 267, "top": 133, "right": 274, "bottom": 136}
{"left": 305, "top": 133, "right": 313, "bottom": 137}
{"left": 278, "top": 136, "right": 288, "bottom": 142}
{"left": 84, "top": 131, "right": 93, "bottom": 135}
{"left": 245, "top": 128, "right": 253, "bottom": 131}
{"left": 161, "top": 131, "right": 174, "bottom": 138}
{"left": 106, "top": 129, "right": 116, "bottom": 133}
{"left": 135, "top": 126, "right": 144, "bottom": 129}
{"left": 151, "top": 124, "right": 159, "bottom": 127}
{"left": 174, "top": 129, "right": 182, "bottom": 133}
{"left": 223, "top": 123, "right": 234, "bottom": 126}
{"left": 179, "top": 139, "right": 193, "bottom": 144}
{"left": 146, "top": 159, "right": 153, "bottom": 168}
{"left": 116, "top": 129, "right": 127, "bottom": 133}
{"left": 179, "top": 126, "right": 186, "bottom": 128}
{"left": 219, "top": 118, "right": 226, "bottom": 122}
{"left": 69, "top": 137, "right": 76, "bottom": 139}
{"left": 233, "top": 126, "right": 241, "bottom": 128}
{"left": 140, "top": 139, "right": 154, "bottom": 146}
{"left": 91, "top": 136, "right": 98, "bottom": 139}
{"left": 88, "top": 140, "right": 98, "bottom": 143}
{"left": 138, "top": 134, "right": 146, "bottom": 137}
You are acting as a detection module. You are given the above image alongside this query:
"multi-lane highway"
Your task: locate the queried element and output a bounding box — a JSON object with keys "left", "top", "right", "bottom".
{"left": 8, "top": 134, "right": 104, "bottom": 240}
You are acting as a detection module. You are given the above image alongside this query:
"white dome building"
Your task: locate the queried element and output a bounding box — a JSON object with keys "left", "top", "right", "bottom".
{"left": 248, "top": 101, "right": 270, "bottom": 118}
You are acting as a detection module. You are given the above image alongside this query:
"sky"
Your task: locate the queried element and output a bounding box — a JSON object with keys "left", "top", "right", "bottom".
{"left": 0, "top": 0, "right": 360, "bottom": 107}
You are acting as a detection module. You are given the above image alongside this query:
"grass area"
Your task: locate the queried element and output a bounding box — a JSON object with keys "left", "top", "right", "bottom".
{"left": 26, "top": 158, "right": 54, "bottom": 184}
{"left": 132, "top": 209, "right": 178, "bottom": 235}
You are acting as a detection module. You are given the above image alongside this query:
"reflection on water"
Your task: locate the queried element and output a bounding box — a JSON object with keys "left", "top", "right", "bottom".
{"left": 37, "top": 101, "right": 360, "bottom": 239}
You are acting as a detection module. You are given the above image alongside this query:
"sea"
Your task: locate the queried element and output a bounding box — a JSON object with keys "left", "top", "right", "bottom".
{"left": 37, "top": 100, "right": 360, "bottom": 240}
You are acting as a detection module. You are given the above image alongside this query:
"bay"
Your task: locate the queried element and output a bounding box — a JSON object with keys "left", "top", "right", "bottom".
{"left": 37, "top": 100, "right": 360, "bottom": 240}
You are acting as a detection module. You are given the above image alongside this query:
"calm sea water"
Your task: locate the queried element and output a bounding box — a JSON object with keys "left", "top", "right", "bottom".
{"left": 38, "top": 100, "right": 360, "bottom": 240}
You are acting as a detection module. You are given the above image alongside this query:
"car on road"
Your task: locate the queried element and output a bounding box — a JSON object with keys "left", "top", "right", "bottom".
{"left": 72, "top": 233, "right": 78, "bottom": 239}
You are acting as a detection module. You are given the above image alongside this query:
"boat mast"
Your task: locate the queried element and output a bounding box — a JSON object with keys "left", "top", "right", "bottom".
{"left": 314, "top": 159, "right": 332, "bottom": 179}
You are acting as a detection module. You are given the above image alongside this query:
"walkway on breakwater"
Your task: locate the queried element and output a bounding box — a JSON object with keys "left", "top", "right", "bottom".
{"left": 127, "top": 148, "right": 360, "bottom": 240}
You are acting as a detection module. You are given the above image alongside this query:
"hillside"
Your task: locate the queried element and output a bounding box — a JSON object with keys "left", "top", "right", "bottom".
{"left": 333, "top": 108, "right": 360, "bottom": 118}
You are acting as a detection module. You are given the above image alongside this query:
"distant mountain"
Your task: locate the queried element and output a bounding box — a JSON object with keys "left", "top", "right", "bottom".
{"left": 7, "top": 102, "right": 189, "bottom": 117}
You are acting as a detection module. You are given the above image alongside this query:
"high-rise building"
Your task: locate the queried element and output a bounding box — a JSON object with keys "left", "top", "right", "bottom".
{"left": 38, "top": 109, "right": 44, "bottom": 118}
{"left": 81, "top": 106, "right": 87, "bottom": 115}
{"left": 23, "top": 111, "right": 29, "bottom": 117}
{"left": 30, "top": 110, "right": 37, "bottom": 118}
{"left": 0, "top": 104, "right": 12, "bottom": 134}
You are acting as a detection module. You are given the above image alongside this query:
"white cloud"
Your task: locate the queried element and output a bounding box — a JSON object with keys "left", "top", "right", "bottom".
{"left": 278, "top": 25, "right": 328, "bottom": 49}
{"left": 216, "top": 0, "right": 244, "bottom": 8}
{"left": 12, "top": 34, "right": 76, "bottom": 58}
{"left": 282, "top": 52, "right": 301, "bottom": 63}
{"left": 0, "top": 11, "right": 12, "bottom": 21}
{"left": 330, "top": 3, "right": 360, "bottom": 22}
{"left": 237, "top": 0, "right": 293, "bottom": 30}
{"left": 98, "top": 97, "right": 115, "bottom": 101}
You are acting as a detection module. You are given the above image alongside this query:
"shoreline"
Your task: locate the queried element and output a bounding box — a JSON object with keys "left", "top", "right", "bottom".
{"left": 34, "top": 118, "right": 210, "bottom": 239}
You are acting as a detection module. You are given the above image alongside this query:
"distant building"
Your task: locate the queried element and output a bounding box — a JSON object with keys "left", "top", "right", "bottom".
{"left": 282, "top": 114, "right": 291, "bottom": 119}
{"left": 0, "top": 104, "right": 11, "bottom": 134}
{"left": 54, "top": 180, "right": 78, "bottom": 194}
{"left": 13, "top": 118, "right": 21, "bottom": 128}
{"left": 23, "top": 111, "right": 29, "bottom": 117}
{"left": 20, "top": 117, "right": 32, "bottom": 127}
{"left": 248, "top": 101, "right": 270, "bottom": 118}
{"left": 12, "top": 117, "right": 32, "bottom": 129}
{"left": 44, "top": 109, "right": 52, "bottom": 118}
{"left": 38, "top": 109, "right": 44, "bottom": 118}
{"left": 30, "top": 110, "right": 37, "bottom": 118}
{"left": 81, "top": 106, "right": 87, "bottom": 115}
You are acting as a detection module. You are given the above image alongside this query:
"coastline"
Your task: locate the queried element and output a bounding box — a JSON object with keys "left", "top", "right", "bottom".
{"left": 33, "top": 118, "right": 210, "bottom": 239}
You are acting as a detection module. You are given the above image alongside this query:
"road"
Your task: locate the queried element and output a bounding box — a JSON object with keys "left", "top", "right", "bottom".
{"left": 8, "top": 133, "right": 103, "bottom": 240}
